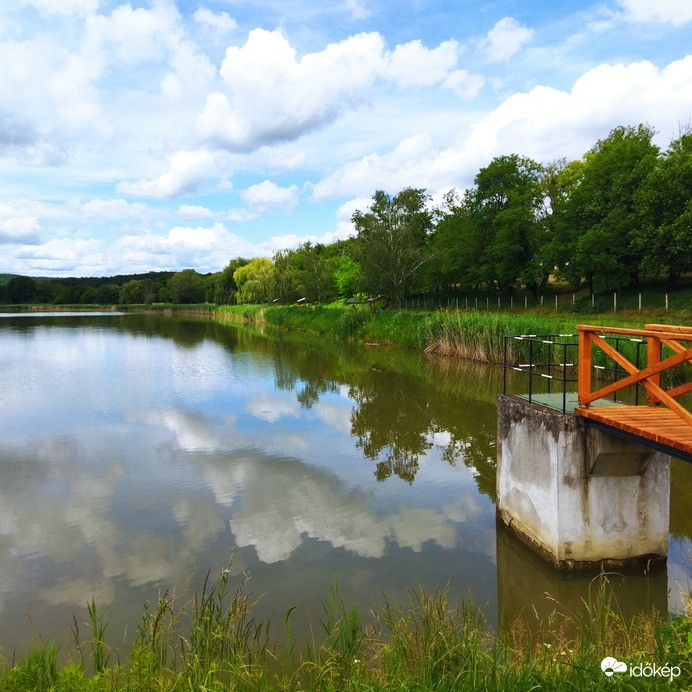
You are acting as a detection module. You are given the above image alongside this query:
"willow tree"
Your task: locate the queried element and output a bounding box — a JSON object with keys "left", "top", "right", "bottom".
{"left": 233, "top": 257, "right": 275, "bottom": 304}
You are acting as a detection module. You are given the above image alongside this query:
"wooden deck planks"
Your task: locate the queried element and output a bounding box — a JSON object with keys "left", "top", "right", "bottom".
{"left": 574, "top": 405, "right": 692, "bottom": 455}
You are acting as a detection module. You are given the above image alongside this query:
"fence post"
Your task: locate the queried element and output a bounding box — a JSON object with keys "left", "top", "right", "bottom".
{"left": 591, "top": 294, "right": 594, "bottom": 308}
{"left": 498, "top": 296, "right": 500, "bottom": 309}
{"left": 555, "top": 295, "right": 558, "bottom": 311}
{"left": 525, "top": 296, "right": 527, "bottom": 309}
{"left": 540, "top": 296, "right": 544, "bottom": 307}
{"left": 638, "top": 293, "right": 641, "bottom": 311}
{"left": 578, "top": 329, "right": 591, "bottom": 406}
{"left": 614, "top": 292, "right": 617, "bottom": 312}
{"left": 666, "top": 294, "right": 669, "bottom": 311}
{"left": 572, "top": 294, "right": 575, "bottom": 305}
{"left": 647, "top": 332, "right": 661, "bottom": 404}
{"left": 486, "top": 297, "right": 489, "bottom": 310}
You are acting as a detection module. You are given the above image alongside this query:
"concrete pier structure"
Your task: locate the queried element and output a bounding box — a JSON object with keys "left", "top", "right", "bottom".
{"left": 496, "top": 394, "right": 671, "bottom": 569}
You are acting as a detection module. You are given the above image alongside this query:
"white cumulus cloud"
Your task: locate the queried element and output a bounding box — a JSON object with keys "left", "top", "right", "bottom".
{"left": 312, "top": 133, "right": 437, "bottom": 200}
{"left": 443, "top": 69, "right": 485, "bottom": 99}
{"left": 617, "top": 0, "right": 692, "bottom": 26}
{"left": 193, "top": 7, "right": 237, "bottom": 34}
{"left": 116, "top": 150, "right": 215, "bottom": 199}
{"left": 386, "top": 39, "right": 460, "bottom": 87}
{"left": 0, "top": 216, "right": 41, "bottom": 244}
{"left": 19, "top": 0, "right": 99, "bottom": 16}
{"left": 312, "top": 55, "right": 692, "bottom": 200}
{"left": 198, "top": 29, "right": 386, "bottom": 151}
{"left": 197, "top": 29, "right": 464, "bottom": 153}
{"left": 240, "top": 180, "right": 300, "bottom": 215}
{"left": 481, "top": 17, "right": 534, "bottom": 62}
{"left": 177, "top": 205, "right": 215, "bottom": 220}
{"left": 81, "top": 199, "right": 152, "bottom": 221}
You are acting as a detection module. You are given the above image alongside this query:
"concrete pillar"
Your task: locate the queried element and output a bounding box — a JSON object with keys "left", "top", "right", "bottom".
{"left": 496, "top": 394, "right": 670, "bottom": 569}
{"left": 496, "top": 521, "right": 668, "bottom": 632}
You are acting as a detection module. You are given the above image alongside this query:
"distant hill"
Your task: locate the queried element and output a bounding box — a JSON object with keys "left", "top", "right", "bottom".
{"left": 0, "top": 270, "right": 176, "bottom": 287}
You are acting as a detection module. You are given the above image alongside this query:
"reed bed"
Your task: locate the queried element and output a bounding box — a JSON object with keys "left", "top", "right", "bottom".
{"left": 0, "top": 564, "right": 690, "bottom": 691}
{"left": 214, "top": 304, "right": 671, "bottom": 360}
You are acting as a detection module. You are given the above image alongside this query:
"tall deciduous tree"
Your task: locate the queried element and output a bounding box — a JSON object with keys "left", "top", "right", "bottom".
{"left": 168, "top": 269, "right": 206, "bottom": 303}
{"left": 539, "top": 158, "right": 584, "bottom": 287}
{"left": 469, "top": 154, "right": 545, "bottom": 295}
{"left": 352, "top": 188, "right": 432, "bottom": 303}
{"left": 566, "top": 124, "right": 659, "bottom": 291}
{"left": 635, "top": 133, "right": 692, "bottom": 282}
{"left": 215, "top": 258, "right": 249, "bottom": 304}
{"left": 271, "top": 249, "right": 299, "bottom": 304}
{"left": 430, "top": 189, "right": 485, "bottom": 292}
{"left": 6, "top": 275, "right": 36, "bottom": 303}
{"left": 292, "top": 242, "right": 337, "bottom": 304}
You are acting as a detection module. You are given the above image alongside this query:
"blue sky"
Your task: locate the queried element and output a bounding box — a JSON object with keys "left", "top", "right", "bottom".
{"left": 1, "top": 0, "right": 691, "bottom": 277}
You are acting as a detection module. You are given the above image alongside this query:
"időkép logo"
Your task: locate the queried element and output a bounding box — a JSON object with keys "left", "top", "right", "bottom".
{"left": 601, "top": 656, "right": 681, "bottom": 682}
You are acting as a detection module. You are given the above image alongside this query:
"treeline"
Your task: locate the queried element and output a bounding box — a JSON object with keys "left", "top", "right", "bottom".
{"left": 3, "top": 123, "right": 690, "bottom": 307}
{"left": 0, "top": 271, "right": 176, "bottom": 305}
{"left": 215, "top": 124, "right": 692, "bottom": 306}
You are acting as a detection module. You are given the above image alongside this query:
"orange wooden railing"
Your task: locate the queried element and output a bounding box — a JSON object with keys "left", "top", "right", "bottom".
{"left": 577, "top": 324, "right": 692, "bottom": 427}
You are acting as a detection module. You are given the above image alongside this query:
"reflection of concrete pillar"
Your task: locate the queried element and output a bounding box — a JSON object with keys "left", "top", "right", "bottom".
{"left": 495, "top": 519, "right": 668, "bottom": 633}
{"left": 496, "top": 395, "right": 670, "bottom": 568}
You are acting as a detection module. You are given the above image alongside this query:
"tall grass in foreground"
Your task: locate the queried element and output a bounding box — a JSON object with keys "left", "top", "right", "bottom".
{"left": 1, "top": 565, "right": 690, "bottom": 691}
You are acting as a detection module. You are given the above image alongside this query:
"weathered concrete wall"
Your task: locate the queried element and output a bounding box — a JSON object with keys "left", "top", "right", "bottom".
{"left": 495, "top": 520, "right": 668, "bottom": 631}
{"left": 497, "top": 394, "right": 670, "bottom": 569}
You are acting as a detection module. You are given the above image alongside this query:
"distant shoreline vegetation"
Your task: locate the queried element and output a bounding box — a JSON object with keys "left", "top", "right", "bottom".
{"left": 2, "top": 300, "right": 690, "bottom": 364}
{"left": 2, "top": 124, "right": 692, "bottom": 312}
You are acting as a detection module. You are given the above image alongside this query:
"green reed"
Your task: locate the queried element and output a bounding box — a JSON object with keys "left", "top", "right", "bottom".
{"left": 0, "top": 562, "right": 689, "bottom": 691}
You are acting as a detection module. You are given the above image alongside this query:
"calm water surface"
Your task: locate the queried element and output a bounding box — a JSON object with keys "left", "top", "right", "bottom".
{"left": 0, "top": 313, "right": 690, "bottom": 656}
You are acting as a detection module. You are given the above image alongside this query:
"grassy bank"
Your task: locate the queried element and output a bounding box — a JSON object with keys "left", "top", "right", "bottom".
{"left": 5, "top": 302, "right": 688, "bottom": 364}
{"left": 1, "top": 565, "right": 690, "bottom": 691}
{"left": 206, "top": 303, "right": 688, "bottom": 364}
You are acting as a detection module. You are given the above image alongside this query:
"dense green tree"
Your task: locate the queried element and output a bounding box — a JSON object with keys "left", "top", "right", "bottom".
{"left": 566, "top": 124, "right": 659, "bottom": 291}
{"left": 540, "top": 159, "right": 585, "bottom": 286}
{"left": 168, "top": 269, "right": 206, "bottom": 303}
{"left": 430, "top": 189, "right": 485, "bottom": 292}
{"left": 96, "top": 283, "right": 120, "bottom": 304}
{"left": 332, "top": 256, "right": 361, "bottom": 298}
{"left": 271, "top": 250, "right": 299, "bottom": 304}
{"left": 234, "top": 257, "right": 275, "bottom": 304}
{"left": 470, "top": 154, "right": 545, "bottom": 295}
{"left": 35, "top": 280, "right": 59, "bottom": 304}
{"left": 80, "top": 286, "right": 98, "bottom": 303}
{"left": 214, "top": 258, "right": 249, "bottom": 304}
{"left": 119, "top": 279, "right": 145, "bottom": 304}
{"left": 352, "top": 188, "right": 432, "bottom": 303}
{"left": 293, "top": 242, "right": 337, "bottom": 303}
{"left": 635, "top": 133, "right": 692, "bottom": 282}
{"left": 6, "top": 276, "right": 36, "bottom": 303}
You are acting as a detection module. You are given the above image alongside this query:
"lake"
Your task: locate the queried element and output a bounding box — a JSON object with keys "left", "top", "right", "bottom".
{"left": 0, "top": 312, "right": 690, "bottom": 656}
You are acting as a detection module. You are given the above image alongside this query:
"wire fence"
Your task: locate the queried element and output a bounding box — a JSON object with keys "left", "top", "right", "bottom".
{"left": 402, "top": 292, "right": 689, "bottom": 313}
